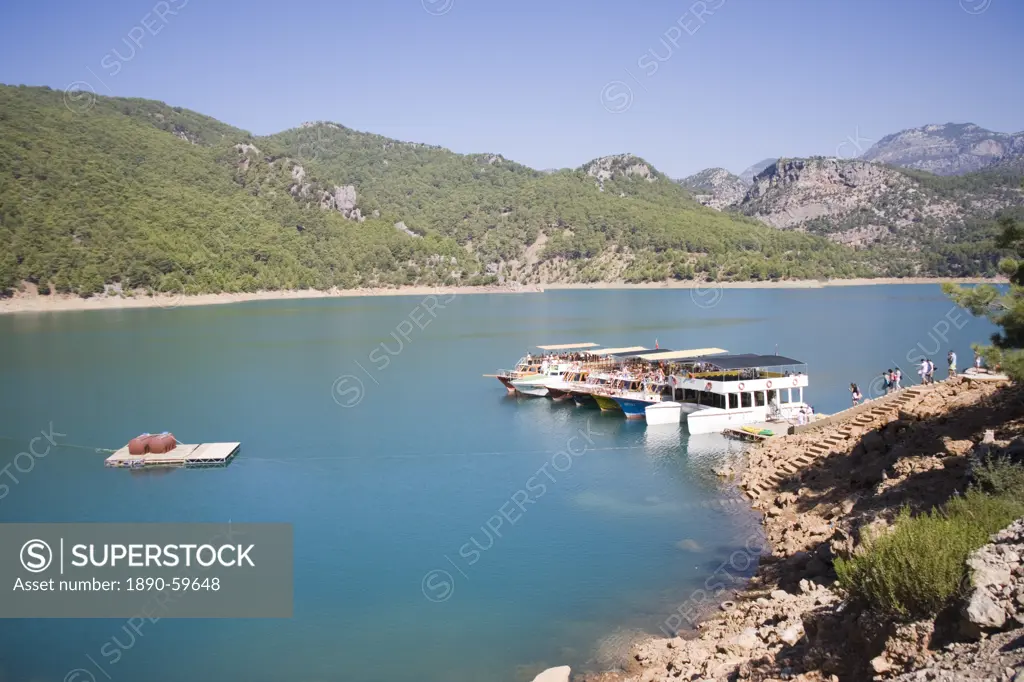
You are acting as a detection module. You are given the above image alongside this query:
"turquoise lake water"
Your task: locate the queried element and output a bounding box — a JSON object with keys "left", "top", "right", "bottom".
{"left": 0, "top": 285, "right": 996, "bottom": 681}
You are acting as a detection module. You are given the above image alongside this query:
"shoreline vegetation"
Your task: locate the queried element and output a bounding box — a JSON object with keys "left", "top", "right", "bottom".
{"left": 0, "top": 277, "right": 1005, "bottom": 315}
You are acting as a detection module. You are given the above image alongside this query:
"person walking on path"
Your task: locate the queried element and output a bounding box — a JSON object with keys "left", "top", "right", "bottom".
{"left": 927, "top": 358, "right": 936, "bottom": 384}
{"left": 893, "top": 367, "right": 902, "bottom": 391}
{"left": 918, "top": 358, "right": 930, "bottom": 385}
{"left": 948, "top": 350, "right": 957, "bottom": 378}
{"left": 850, "top": 383, "right": 862, "bottom": 406}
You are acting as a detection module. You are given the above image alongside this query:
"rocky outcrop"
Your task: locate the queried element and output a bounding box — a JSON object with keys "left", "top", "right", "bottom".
{"left": 890, "top": 628, "right": 1024, "bottom": 681}
{"left": 961, "top": 518, "right": 1024, "bottom": 637}
{"left": 394, "top": 221, "right": 420, "bottom": 238}
{"left": 299, "top": 120, "right": 341, "bottom": 130}
{"left": 234, "top": 142, "right": 261, "bottom": 155}
{"left": 861, "top": 123, "right": 1024, "bottom": 176}
{"left": 319, "top": 185, "right": 364, "bottom": 222}
{"left": 583, "top": 154, "right": 659, "bottom": 191}
{"left": 677, "top": 168, "right": 748, "bottom": 209}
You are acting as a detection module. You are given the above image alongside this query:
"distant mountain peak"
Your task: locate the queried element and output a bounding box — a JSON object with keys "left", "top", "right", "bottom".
{"left": 738, "top": 158, "right": 779, "bottom": 185}
{"left": 861, "top": 123, "right": 1024, "bottom": 175}
{"left": 677, "top": 168, "right": 747, "bottom": 210}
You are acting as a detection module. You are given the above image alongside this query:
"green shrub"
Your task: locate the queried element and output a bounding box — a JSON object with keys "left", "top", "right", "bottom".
{"left": 972, "top": 454, "right": 1024, "bottom": 499}
{"left": 835, "top": 491, "right": 1024, "bottom": 619}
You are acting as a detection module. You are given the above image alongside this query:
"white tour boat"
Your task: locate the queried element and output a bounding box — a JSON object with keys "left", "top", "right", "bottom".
{"left": 667, "top": 354, "right": 809, "bottom": 434}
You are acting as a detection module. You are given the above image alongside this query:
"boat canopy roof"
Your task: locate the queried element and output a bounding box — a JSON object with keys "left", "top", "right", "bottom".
{"left": 635, "top": 348, "right": 728, "bottom": 361}
{"left": 536, "top": 342, "right": 600, "bottom": 351}
{"left": 690, "top": 353, "right": 805, "bottom": 369}
{"left": 610, "top": 348, "right": 663, "bottom": 358}
{"left": 590, "top": 346, "right": 649, "bottom": 355}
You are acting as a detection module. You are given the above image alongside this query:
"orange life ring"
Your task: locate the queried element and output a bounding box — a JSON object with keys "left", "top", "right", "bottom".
{"left": 704, "top": 382, "right": 712, "bottom": 391}
{"left": 791, "top": 378, "right": 798, "bottom": 387}
{"left": 766, "top": 380, "right": 773, "bottom": 389}
{"left": 738, "top": 383, "right": 745, "bottom": 391}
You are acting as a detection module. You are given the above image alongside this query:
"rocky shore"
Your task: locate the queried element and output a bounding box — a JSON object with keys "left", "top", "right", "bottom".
{"left": 578, "top": 375, "right": 1024, "bottom": 681}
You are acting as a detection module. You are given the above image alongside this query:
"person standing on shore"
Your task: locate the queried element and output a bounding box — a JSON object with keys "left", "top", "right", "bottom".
{"left": 918, "top": 358, "right": 930, "bottom": 385}
{"left": 948, "top": 350, "right": 957, "bottom": 378}
{"left": 893, "top": 367, "right": 902, "bottom": 391}
{"left": 850, "top": 383, "right": 862, "bottom": 406}
{"left": 927, "top": 358, "right": 935, "bottom": 384}
{"left": 975, "top": 351, "right": 983, "bottom": 371}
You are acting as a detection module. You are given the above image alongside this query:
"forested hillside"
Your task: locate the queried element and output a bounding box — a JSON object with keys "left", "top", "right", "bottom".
{"left": 0, "top": 86, "right": 475, "bottom": 295}
{"left": 267, "top": 125, "right": 876, "bottom": 283}
{"left": 0, "top": 85, "right": 1012, "bottom": 297}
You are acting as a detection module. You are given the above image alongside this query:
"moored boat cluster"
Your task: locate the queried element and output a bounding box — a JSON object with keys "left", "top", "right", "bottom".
{"left": 491, "top": 342, "right": 811, "bottom": 434}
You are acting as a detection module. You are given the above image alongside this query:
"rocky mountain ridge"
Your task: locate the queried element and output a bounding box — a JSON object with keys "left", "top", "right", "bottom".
{"left": 862, "top": 123, "right": 1024, "bottom": 176}
{"left": 683, "top": 124, "right": 1024, "bottom": 237}
{"left": 736, "top": 157, "right": 1024, "bottom": 249}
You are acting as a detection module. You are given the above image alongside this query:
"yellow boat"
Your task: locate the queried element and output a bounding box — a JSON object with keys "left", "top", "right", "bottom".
{"left": 592, "top": 394, "right": 621, "bottom": 411}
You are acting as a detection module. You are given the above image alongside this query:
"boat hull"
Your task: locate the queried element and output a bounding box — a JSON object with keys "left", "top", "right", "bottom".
{"left": 684, "top": 404, "right": 805, "bottom": 434}
{"left": 593, "top": 394, "right": 622, "bottom": 412}
{"left": 514, "top": 385, "right": 551, "bottom": 398}
{"left": 612, "top": 397, "right": 652, "bottom": 420}
{"left": 645, "top": 401, "right": 682, "bottom": 425}
{"left": 497, "top": 376, "right": 517, "bottom": 394}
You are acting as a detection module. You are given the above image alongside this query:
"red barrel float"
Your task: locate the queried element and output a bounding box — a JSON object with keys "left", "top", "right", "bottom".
{"left": 147, "top": 433, "right": 177, "bottom": 454}
{"left": 128, "top": 433, "right": 154, "bottom": 455}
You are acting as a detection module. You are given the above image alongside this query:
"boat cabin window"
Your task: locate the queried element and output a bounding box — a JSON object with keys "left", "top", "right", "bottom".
{"left": 754, "top": 391, "right": 765, "bottom": 407}
{"left": 699, "top": 391, "right": 725, "bottom": 409}
{"left": 728, "top": 393, "right": 739, "bottom": 409}
{"left": 740, "top": 392, "right": 752, "bottom": 408}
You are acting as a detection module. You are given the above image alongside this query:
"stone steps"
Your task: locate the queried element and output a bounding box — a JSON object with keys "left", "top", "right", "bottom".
{"left": 744, "top": 384, "right": 939, "bottom": 499}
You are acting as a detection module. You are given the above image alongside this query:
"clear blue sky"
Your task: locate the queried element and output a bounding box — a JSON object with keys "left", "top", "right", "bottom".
{"left": 1, "top": 0, "right": 1022, "bottom": 177}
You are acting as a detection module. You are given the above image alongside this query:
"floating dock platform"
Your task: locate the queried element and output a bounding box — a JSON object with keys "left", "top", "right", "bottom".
{"left": 724, "top": 422, "right": 786, "bottom": 442}
{"left": 105, "top": 442, "right": 240, "bottom": 469}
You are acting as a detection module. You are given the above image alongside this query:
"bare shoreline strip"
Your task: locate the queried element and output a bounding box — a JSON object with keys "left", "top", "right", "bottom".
{"left": 0, "top": 277, "right": 1003, "bottom": 315}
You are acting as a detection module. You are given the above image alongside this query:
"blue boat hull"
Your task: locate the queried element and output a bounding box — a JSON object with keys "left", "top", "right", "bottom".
{"left": 612, "top": 397, "right": 653, "bottom": 420}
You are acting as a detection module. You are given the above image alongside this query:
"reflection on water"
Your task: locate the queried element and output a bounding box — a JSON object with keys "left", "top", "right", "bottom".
{"left": 643, "top": 423, "right": 683, "bottom": 451}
